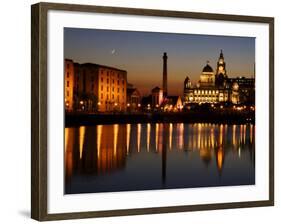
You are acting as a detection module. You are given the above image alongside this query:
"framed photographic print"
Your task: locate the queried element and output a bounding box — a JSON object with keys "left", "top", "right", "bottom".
{"left": 31, "top": 2, "right": 274, "bottom": 221}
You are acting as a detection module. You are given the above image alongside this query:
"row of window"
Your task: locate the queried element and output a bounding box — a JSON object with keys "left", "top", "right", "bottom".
{"left": 100, "top": 70, "right": 124, "bottom": 79}
{"left": 194, "top": 90, "right": 220, "bottom": 94}
{"left": 100, "top": 77, "right": 125, "bottom": 85}
{"left": 100, "top": 93, "right": 125, "bottom": 101}
{"left": 100, "top": 85, "right": 125, "bottom": 93}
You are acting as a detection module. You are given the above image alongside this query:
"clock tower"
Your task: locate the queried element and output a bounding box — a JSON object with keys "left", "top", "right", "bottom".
{"left": 216, "top": 50, "right": 227, "bottom": 76}
{"left": 215, "top": 50, "right": 228, "bottom": 87}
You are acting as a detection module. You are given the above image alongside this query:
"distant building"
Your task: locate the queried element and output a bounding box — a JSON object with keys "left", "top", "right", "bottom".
{"left": 162, "top": 96, "right": 183, "bottom": 112}
{"left": 127, "top": 84, "right": 141, "bottom": 111}
{"left": 64, "top": 59, "right": 75, "bottom": 111}
{"left": 151, "top": 86, "right": 164, "bottom": 108}
{"left": 64, "top": 59, "right": 127, "bottom": 112}
{"left": 141, "top": 95, "right": 152, "bottom": 111}
{"left": 183, "top": 50, "right": 255, "bottom": 105}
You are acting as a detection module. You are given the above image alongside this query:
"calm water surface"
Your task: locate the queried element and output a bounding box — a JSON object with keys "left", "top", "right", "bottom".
{"left": 65, "top": 123, "right": 255, "bottom": 194}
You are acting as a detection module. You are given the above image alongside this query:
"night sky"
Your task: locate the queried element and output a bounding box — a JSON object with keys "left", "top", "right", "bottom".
{"left": 64, "top": 28, "right": 255, "bottom": 96}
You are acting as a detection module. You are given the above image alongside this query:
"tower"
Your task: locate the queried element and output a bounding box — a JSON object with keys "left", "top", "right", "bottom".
{"left": 163, "top": 52, "right": 168, "bottom": 97}
{"left": 216, "top": 50, "right": 227, "bottom": 77}
{"left": 215, "top": 50, "right": 227, "bottom": 88}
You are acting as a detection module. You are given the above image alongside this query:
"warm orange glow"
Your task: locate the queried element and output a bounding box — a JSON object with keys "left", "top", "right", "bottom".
{"left": 126, "top": 124, "right": 131, "bottom": 154}
{"left": 137, "top": 123, "right": 141, "bottom": 152}
{"left": 169, "top": 123, "right": 173, "bottom": 150}
{"left": 232, "top": 125, "right": 236, "bottom": 147}
{"left": 250, "top": 124, "right": 253, "bottom": 144}
{"left": 219, "top": 124, "right": 223, "bottom": 145}
{"left": 177, "top": 123, "right": 184, "bottom": 150}
{"left": 217, "top": 146, "right": 223, "bottom": 171}
{"left": 113, "top": 124, "right": 119, "bottom": 157}
{"left": 147, "top": 123, "right": 151, "bottom": 152}
{"left": 155, "top": 123, "right": 159, "bottom": 152}
{"left": 79, "top": 126, "right": 86, "bottom": 159}
{"left": 97, "top": 125, "right": 102, "bottom": 159}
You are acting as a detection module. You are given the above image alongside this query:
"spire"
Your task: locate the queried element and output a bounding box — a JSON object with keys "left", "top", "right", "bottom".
{"left": 220, "top": 49, "right": 224, "bottom": 58}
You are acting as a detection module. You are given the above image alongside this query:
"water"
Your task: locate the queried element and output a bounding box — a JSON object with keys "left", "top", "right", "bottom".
{"left": 65, "top": 123, "right": 255, "bottom": 194}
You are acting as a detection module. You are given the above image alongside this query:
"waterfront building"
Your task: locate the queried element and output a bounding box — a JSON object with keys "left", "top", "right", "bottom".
{"left": 151, "top": 86, "right": 164, "bottom": 108}
{"left": 64, "top": 59, "right": 75, "bottom": 111}
{"left": 127, "top": 84, "right": 141, "bottom": 111}
{"left": 183, "top": 50, "right": 255, "bottom": 105}
{"left": 64, "top": 59, "right": 127, "bottom": 112}
{"left": 162, "top": 96, "right": 183, "bottom": 112}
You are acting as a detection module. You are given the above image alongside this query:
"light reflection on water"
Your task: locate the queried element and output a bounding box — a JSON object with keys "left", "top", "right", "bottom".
{"left": 65, "top": 123, "right": 255, "bottom": 194}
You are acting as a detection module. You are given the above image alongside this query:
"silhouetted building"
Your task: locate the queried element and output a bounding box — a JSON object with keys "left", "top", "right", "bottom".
{"left": 127, "top": 84, "right": 141, "bottom": 111}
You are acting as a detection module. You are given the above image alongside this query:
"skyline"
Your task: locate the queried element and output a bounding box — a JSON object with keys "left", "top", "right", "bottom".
{"left": 64, "top": 28, "right": 255, "bottom": 96}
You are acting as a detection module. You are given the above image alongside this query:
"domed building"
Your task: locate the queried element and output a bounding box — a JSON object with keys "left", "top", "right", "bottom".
{"left": 199, "top": 62, "right": 215, "bottom": 87}
{"left": 183, "top": 50, "right": 254, "bottom": 105}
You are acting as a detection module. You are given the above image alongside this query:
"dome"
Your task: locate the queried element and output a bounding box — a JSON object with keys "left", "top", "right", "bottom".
{"left": 202, "top": 64, "right": 213, "bottom": 73}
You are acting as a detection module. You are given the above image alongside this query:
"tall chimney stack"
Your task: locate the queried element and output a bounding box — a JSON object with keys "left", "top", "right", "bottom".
{"left": 163, "top": 52, "right": 168, "bottom": 97}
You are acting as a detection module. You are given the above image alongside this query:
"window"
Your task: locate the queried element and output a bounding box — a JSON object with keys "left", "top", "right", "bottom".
{"left": 107, "top": 78, "right": 109, "bottom": 84}
{"left": 123, "top": 88, "right": 124, "bottom": 92}
{"left": 112, "top": 87, "right": 114, "bottom": 91}
{"left": 67, "top": 72, "right": 69, "bottom": 78}
{"left": 112, "top": 94, "right": 114, "bottom": 99}
{"left": 101, "top": 77, "right": 103, "bottom": 82}
{"left": 66, "top": 81, "right": 69, "bottom": 87}
{"left": 117, "top": 88, "right": 119, "bottom": 93}
{"left": 66, "top": 91, "right": 69, "bottom": 97}
{"left": 107, "top": 94, "right": 109, "bottom": 100}
{"left": 101, "top": 93, "right": 103, "bottom": 99}
{"left": 112, "top": 79, "right": 114, "bottom": 83}
{"left": 101, "top": 85, "right": 103, "bottom": 91}
{"left": 117, "top": 80, "right": 120, "bottom": 85}
{"left": 122, "top": 80, "right": 125, "bottom": 85}
{"left": 67, "top": 64, "right": 69, "bottom": 69}
{"left": 107, "top": 87, "right": 109, "bottom": 92}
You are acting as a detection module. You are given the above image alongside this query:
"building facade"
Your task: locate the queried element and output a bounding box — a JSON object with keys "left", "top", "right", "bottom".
{"left": 183, "top": 50, "right": 255, "bottom": 105}
{"left": 127, "top": 85, "right": 141, "bottom": 112}
{"left": 64, "top": 59, "right": 75, "bottom": 111}
{"left": 65, "top": 59, "right": 127, "bottom": 112}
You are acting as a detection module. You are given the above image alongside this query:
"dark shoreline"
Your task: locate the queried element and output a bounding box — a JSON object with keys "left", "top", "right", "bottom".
{"left": 65, "top": 111, "right": 255, "bottom": 127}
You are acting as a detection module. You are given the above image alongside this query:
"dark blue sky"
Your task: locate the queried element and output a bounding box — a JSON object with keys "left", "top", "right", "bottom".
{"left": 64, "top": 28, "right": 255, "bottom": 95}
